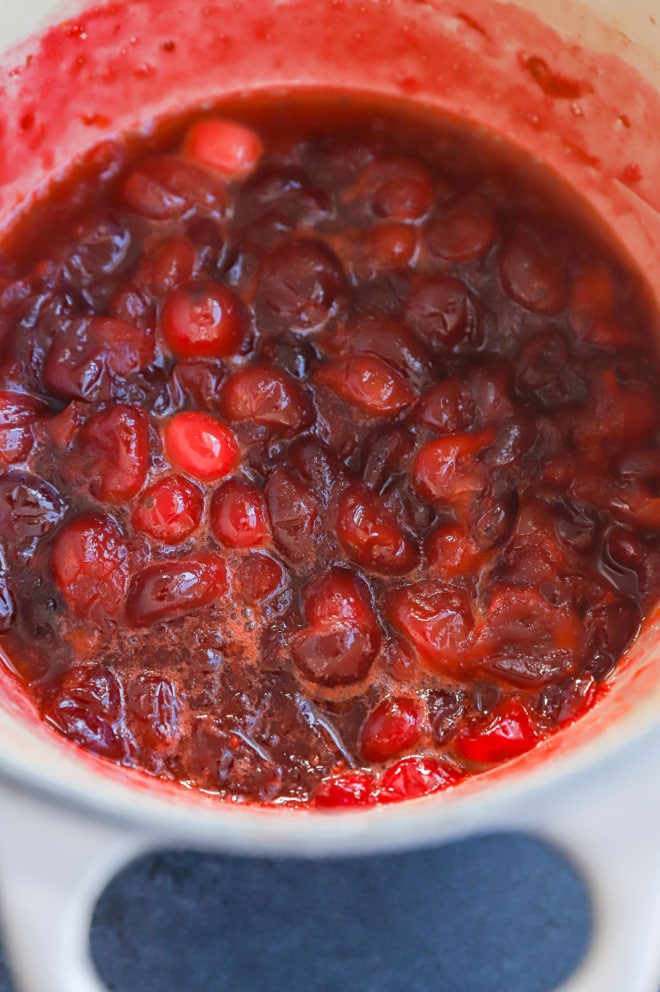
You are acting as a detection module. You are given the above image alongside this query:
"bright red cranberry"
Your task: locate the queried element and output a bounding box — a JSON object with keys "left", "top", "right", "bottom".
{"left": 385, "top": 580, "right": 473, "bottom": 674}
{"left": 412, "top": 377, "right": 475, "bottom": 434}
{"left": 51, "top": 513, "right": 129, "bottom": 618}
{"left": 360, "top": 697, "right": 422, "bottom": 762}
{"left": 127, "top": 673, "right": 183, "bottom": 747}
{"left": 210, "top": 478, "right": 268, "bottom": 549}
{"left": 499, "top": 227, "right": 568, "bottom": 314}
{"left": 185, "top": 118, "right": 263, "bottom": 178}
{"left": 406, "top": 275, "right": 472, "bottom": 348}
{"left": 314, "top": 770, "right": 378, "bottom": 808}
{"left": 425, "top": 196, "right": 496, "bottom": 260}
{"left": 367, "top": 223, "right": 417, "bottom": 269}
{"left": 42, "top": 664, "right": 123, "bottom": 759}
{"left": 379, "top": 756, "right": 463, "bottom": 802}
{"left": 265, "top": 468, "right": 320, "bottom": 566}
{"left": 0, "top": 473, "right": 65, "bottom": 539}
{"left": 456, "top": 701, "right": 539, "bottom": 763}
{"left": 336, "top": 484, "right": 418, "bottom": 575}
{"left": 132, "top": 474, "right": 203, "bottom": 543}
{"left": 412, "top": 427, "right": 496, "bottom": 504}
{"left": 161, "top": 281, "right": 248, "bottom": 359}
{"left": 127, "top": 553, "right": 228, "bottom": 627}
{"left": 350, "top": 157, "right": 433, "bottom": 219}
{"left": 0, "top": 391, "right": 45, "bottom": 464}
{"left": 425, "top": 519, "right": 483, "bottom": 578}
{"left": 78, "top": 404, "right": 149, "bottom": 502}
{"left": 220, "top": 364, "right": 310, "bottom": 435}
{"left": 121, "top": 155, "right": 229, "bottom": 220}
{"left": 163, "top": 412, "right": 239, "bottom": 481}
{"left": 316, "top": 354, "right": 415, "bottom": 416}
{"left": 256, "top": 238, "right": 346, "bottom": 336}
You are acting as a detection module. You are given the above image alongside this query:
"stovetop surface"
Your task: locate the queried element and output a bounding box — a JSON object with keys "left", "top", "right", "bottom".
{"left": 0, "top": 832, "right": 592, "bottom": 991}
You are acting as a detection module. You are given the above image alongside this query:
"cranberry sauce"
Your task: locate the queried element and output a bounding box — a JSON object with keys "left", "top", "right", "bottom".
{"left": 0, "top": 96, "right": 658, "bottom": 807}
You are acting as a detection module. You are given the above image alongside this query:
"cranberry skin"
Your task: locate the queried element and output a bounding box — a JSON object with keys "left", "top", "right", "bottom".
{"left": 316, "top": 354, "right": 415, "bottom": 416}
{"left": 379, "top": 756, "right": 463, "bottom": 803}
{"left": 0, "top": 391, "right": 45, "bottom": 464}
{"left": 0, "top": 577, "right": 15, "bottom": 632}
{"left": 0, "top": 472, "right": 65, "bottom": 539}
{"left": 425, "top": 196, "right": 496, "bottom": 261}
{"left": 385, "top": 580, "right": 473, "bottom": 675}
{"left": 127, "top": 673, "right": 183, "bottom": 747}
{"left": 256, "top": 238, "right": 346, "bottom": 336}
{"left": 42, "top": 664, "right": 123, "bottom": 759}
{"left": 405, "top": 275, "right": 473, "bottom": 348}
{"left": 336, "top": 484, "right": 419, "bottom": 575}
{"left": 163, "top": 412, "right": 239, "bottom": 482}
{"left": 350, "top": 157, "right": 433, "bottom": 219}
{"left": 336, "top": 314, "right": 433, "bottom": 382}
{"left": 210, "top": 478, "right": 268, "bottom": 549}
{"left": 127, "top": 553, "right": 229, "bottom": 627}
{"left": 360, "top": 697, "right": 422, "bottom": 762}
{"left": 412, "top": 377, "right": 475, "bottom": 434}
{"left": 412, "top": 427, "right": 496, "bottom": 504}
{"left": 78, "top": 404, "right": 149, "bottom": 502}
{"left": 220, "top": 364, "right": 311, "bottom": 435}
{"left": 162, "top": 281, "right": 248, "bottom": 359}
{"left": 51, "top": 513, "right": 129, "bottom": 619}
{"left": 120, "top": 155, "right": 229, "bottom": 220}
{"left": 456, "top": 701, "right": 539, "bottom": 763}
{"left": 185, "top": 118, "right": 263, "bottom": 178}
{"left": 142, "top": 236, "right": 195, "bottom": 297}
{"left": 499, "top": 227, "right": 568, "bottom": 314}
{"left": 132, "top": 475, "right": 203, "bottom": 544}
{"left": 425, "top": 520, "right": 483, "bottom": 579}
{"left": 236, "top": 552, "right": 289, "bottom": 605}
{"left": 314, "top": 770, "right": 378, "bottom": 808}
{"left": 265, "top": 468, "right": 320, "bottom": 566}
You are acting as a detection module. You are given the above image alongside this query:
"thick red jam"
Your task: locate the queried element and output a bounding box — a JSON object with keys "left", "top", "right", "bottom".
{"left": 0, "top": 97, "right": 658, "bottom": 807}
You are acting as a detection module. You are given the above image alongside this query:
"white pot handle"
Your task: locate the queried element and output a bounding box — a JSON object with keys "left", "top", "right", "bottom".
{"left": 0, "top": 783, "right": 150, "bottom": 992}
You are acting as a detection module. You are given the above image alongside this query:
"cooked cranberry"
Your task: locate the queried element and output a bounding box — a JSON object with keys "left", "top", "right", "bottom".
{"left": 220, "top": 364, "right": 311, "bottom": 435}
{"left": 314, "top": 769, "right": 378, "bottom": 808}
{"left": 77, "top": 404, "right": 149, "bottom": 501}
{"left": 425, "top": 196, "right": 496, "bottom": 260}
{"left": 161, "top": 281, "right": 248, "bottom": 359}
{"left": 142, "top": 236, "right": 196, "bottom": 297}
{"left": 265, "top": 468, "right": 320, "bottom": 566}
{"left": 336, "top": 483, "right": 418, "bottom": 575}
{"left": 412, "top": 377, "right": 475, "bottom": 434}
{"left": 316, "top": 354, "right": 415, "bottom": 416}
{"left": 185, "top": 118, "right": 263, "bottom": 178}
{"left": 385, "top": 580, "right": 473, "bottom": 674}
{"left": 581, "top": 599, "right": 640, "bottom": 679}
{"left": 360, "top": 426, "right": 414, "bottom": 491}
{"left": 412, "top": 427, "right": 496, "bottom": 504}
{"left": 121, "top": 156, "right": 229, "bottom": 220}
{"left": 360, "top": 697, "right": 422, "bottom": 762}
{"left": 0, "top": 576, "right": 15, "bottom": 632}
{"left": 236, "top": 551, "right": 289, "bottom": 605}
{"left": 406, "top": 275, "right": 473, "bottom": 348}
{"left": 63, "top": 215, "right": 132, "bottom": 288}
{"left": 132, "top": 474, "right": 203, "bottom": 543}
{"left": 210, "top": 478, "right": 268, "bottom": 548}
{"left": 379, "top": 755, "right": 463, "bottom": 802}
{"left": 256, "top": 239, "right": 346, "bottom": 336}
{"left": 127, "top": 553, "right": 228, "bottom": 627}
{"left": 499, "top": 227, "right": 568, "bottom": 314}
{"left": 456, "top": 701, "right": 539, "bottom": 763}
{"left": 43, "top": 663, "right": 124, "bottom": 758}
{"left": 51, "top": 513, "right": 129, "bottom": 618}
{"left": 0, "top": 391, "right": 45, "bottom": 465}
{"left": 0, "top": 473, "right": 64, "bottom": 539}
{"left": 333, "top": 314, "right": 433, "bottom": 382}
{"left": 163, "top": 411, "right": 239, "bottom": 481}
{"left": 348, "top": 157, "right": 433, "bottom": 219}
{"left": 127, "top": 673, "right": 183, "bottom": 747}
{"left": 428, "top": 688, "right": 464, "bottom": 745}
{"left": 367, "top": 223, "right": 417, "bottom": 269}
{"left": 425, "top": 519, "right": 483, "bottom": 578}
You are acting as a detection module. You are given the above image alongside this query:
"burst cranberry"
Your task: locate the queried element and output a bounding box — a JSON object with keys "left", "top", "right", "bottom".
{"left": 349, "top": 157, "right": 433, "bottom": 219}
{"left": 127, "top": 553, "right": 228, "bottom": 627}
{"left": 132, "top": 474, "right": 203, "bottom": 543}
{"left": 210, "top": 478, "right": 268, "bottom": 548}
{"left": 336, "top": 483, "right": 418, "bottom": 575}
{"left": 412, "top": 377, "right": 475, "bottom": 434}
{"left": 499, "top": 227, "right": 568, "bottom": 314}
{"left": 256, "top": 238, "right": 346, "bottom": 336}
{"left": 142, "top": 236, "right": 195, "bottom": 296}
{"left": 163, "top": 412, "right": 239, "bottom": 481}
{"left": 385, "top": 580, "right": 473, "bottom": 674}
{"left": 425, "top": 519, "right": 483, "bottom": 578}
{"left": 316, "top": 354, "right": 415, "bottom": 416}
{"left": 77, "top": 404, "right": 149, "bottom": 501}
{"left": 220, "top": 364, "right": 310, "bottom": 435}
{"left": 42, "top": 664, "right": 123, "bottom": 759}
{"left": 336, "top": 314, "right": 433, "bottom": 381}
{"left": 425, "top": 196, "right": 496, "bottom": 260}
{"left": 121, "top": 155, "right": 229, "bottom": 220}
{"left": 236, "top": 552, "right": 289, "bottom": 605}
{"left": 314, "top": 770, "right": 378, "bottom": 808}
{"left": 379, "top": 756, "right": 463, "bottom": 802}
{"left": 406, "top": 275, "right": 472, "bottom": 348}
{"left": 0, "top": 391, "right": 45, "bottom": 464}
{"left": 456, "top": 701, "right": 539, "bottom": 763}
{"left": 51, "top": 512, "right": 129, "bottom": 619}
{"left": 185, "top": 118, "right": 263, "bottom": 178}
{"left": 412, "top": 427, "right": 497, "bottom": 504}
{"left": 0, "top": 473, "right": 64, "bottom": 540}
{"left": 265, "top": 468, "right": 320, "bottom": 566}
{"left": 161, "top": 281, "right": 248, "bottom": 359}
{"left": 360, "top": 697, "right": 422, "bottom": 762}
{"left": 127, "top": 673, "right": 183, "bottom": 747}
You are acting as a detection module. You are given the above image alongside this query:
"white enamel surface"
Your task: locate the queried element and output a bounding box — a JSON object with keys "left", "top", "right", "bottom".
{"left": 0, "top": 0, "right": 658, "bottom": 990}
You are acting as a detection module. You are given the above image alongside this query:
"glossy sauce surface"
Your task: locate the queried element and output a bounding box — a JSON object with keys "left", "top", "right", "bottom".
{"left": 0, "top": 97, "right": 658, "bottom": 807}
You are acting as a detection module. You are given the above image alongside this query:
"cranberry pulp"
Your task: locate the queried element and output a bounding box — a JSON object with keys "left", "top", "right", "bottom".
{"left": 0, "top": 96, "right": 658, "bottom": 808}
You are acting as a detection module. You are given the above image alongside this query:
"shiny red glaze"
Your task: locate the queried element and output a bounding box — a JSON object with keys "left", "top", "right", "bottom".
{"left": 161, "top": 281, "right": 248, "bottom": 359}
{"left": 210, "top": 477, "right": 268, "bottom": 548}
{"left": 132, "top": 474, "right": 203, "bottom": 543}
{"left": 360, "top": 696, "right": 422, "bottom": 762}
{"left": 379, "top": 756, "right": 463, "bottom": 802}
{"left": 163, "top": 411, "right": 239, "bottom": 481}
{"left": 0, "top": 391, "right": 45, "bottom": 465}
{"left": 456, "top": 701, "right": 539, "bottom": 763}
{"left": 127, "top": 553, "right": 228, "bottom": 627}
